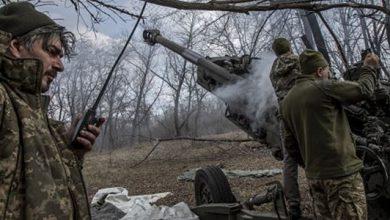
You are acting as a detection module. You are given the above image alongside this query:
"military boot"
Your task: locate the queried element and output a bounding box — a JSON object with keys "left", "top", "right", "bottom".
{"left": 288, "top": 203, "right": 301, "bottom": 220}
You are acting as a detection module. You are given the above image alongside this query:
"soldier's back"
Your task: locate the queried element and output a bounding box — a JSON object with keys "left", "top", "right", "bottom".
{"left": 269, "top": 53, "right": 301, "bottom": 102}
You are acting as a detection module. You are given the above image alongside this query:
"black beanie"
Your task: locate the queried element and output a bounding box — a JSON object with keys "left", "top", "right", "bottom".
{"left": 0, "top": 2, "right": 57, "bottom": 37}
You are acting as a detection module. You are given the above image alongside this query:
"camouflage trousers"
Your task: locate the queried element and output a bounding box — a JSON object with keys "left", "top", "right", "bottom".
{"left": 282, "top": 144, "right": 300, "bottom": 207}
{"left": 279, "top": 120, "right": 300, "bottom": 208}
{"left": 308, "top": 172, "right": 367, "bottom": 220}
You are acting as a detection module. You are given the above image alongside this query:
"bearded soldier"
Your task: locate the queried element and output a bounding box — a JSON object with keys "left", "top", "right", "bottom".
{"left": 269, "top": 38, "right": 302, "bottom": 219}
{"left": 281, "top": 49, "right": 379, "bottom": 219}
{"left": 0, "top": 2, "right": 104, "bottom": 219}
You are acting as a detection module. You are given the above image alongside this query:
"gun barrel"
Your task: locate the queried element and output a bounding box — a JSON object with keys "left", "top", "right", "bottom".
{"left": 143, "top": 29, "right": 240, "bottom": 83}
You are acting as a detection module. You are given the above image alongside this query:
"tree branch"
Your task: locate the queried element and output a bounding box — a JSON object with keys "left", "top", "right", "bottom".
{"left": 316, "top": 12, "right": 349, "bottom": 69}
{"left": 129, "top": 136, "right": 256, "bottom": 168}
{"left": 89, "top": 0, "right": 145, "bottom": 18}
{"left": 142, "top": 0, "right": 390, "bottom": 15}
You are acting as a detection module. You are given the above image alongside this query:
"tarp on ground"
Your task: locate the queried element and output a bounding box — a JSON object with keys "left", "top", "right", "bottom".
{"left": 91, "top": 187, "right": 199, "bottom": 220}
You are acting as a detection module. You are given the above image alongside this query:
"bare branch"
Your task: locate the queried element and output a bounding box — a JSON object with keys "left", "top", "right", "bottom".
{"left": 210, "top": 0, "right": 264, "bottom": 4}
{"left": 249, "top": 10, "right": 275, "bottom": 56}
{"left": 143, "top": 0, "right": 390, "bottom": 15}
{"left": 316, "top": 12, "right": 348, "bottom": 69}
{"left": 88, "top": 0, "right": 145, "bottom": 19}
{"left": 129, "top": 137, "right": 256, "bottom": 168}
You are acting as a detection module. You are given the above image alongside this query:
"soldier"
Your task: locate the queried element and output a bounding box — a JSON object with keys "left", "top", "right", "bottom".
{"left": 281, "top": 49, "right": 380, "bottom": 219}
{"left": 0, "top": 2, "right": 104, "bottom": 219}
{"left": 269, "top": 38, "right": 302, "bottom": 219}
{"left": 343, "top": 49, "right": 390, "bottom": 117}
{"left": 343, "top": 49, "right": 374, "bottom": 81}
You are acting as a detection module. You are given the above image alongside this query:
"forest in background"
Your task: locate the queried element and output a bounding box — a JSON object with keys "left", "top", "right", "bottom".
{"left": 2, "top": 0, "right": 390, "bottom": 151}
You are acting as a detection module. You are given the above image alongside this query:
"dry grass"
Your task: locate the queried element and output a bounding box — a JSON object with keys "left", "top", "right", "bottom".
{"left": 83, "top": 131, "right": 312, "bottom": 216}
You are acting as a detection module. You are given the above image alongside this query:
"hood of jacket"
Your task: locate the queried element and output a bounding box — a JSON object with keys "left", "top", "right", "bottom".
{"left": 0, "top": 30, "right": 51, "bottom": 109}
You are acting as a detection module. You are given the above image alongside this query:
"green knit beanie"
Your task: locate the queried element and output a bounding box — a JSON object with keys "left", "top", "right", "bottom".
{"left": 0, "top": 2, "right": 57, "bottom": 37}
{"left": 272, "top": 38, "right": 291, "bottom": 56}
{"left": 299, "top": 49, "right": 329, "bottom": 75}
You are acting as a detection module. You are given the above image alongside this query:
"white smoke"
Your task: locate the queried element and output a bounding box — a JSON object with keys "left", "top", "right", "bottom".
{"left": 213, "top": 52, "right": 281, "bottom": 148}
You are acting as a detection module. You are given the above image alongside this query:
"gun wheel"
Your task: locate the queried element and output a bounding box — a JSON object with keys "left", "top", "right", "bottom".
{"left": 356, "top": 145, "right": 389, "bottom": 200}
{"left": 194, "top": 166, "right": 236, "bottom": 205}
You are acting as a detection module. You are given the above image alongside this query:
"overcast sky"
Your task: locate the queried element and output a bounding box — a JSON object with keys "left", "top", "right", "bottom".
{"left": 39, "top": 1, "right": 152, "bottom": 41}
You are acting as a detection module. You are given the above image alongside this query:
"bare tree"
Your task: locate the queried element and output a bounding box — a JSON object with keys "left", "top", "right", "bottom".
{"left": 126, "top": 43, "right": 159, "bottom": 145}
{"left": 39, "top": 0, "right": 390, "bottom": 151}
{"left": 142, "top": 0, "right": 390, "bottom": 15}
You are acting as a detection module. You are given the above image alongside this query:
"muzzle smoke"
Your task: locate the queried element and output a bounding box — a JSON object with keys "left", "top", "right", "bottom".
{"left": 214, "top": 52, "right": 282, "bottom": 149}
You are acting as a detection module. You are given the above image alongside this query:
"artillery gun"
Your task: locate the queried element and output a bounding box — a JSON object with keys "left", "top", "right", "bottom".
{"left": 340, "top": 48, "right": 390, "bottom": 219}
{"left": 143, "top": 29, "right": 390, "bottom": 219}
{"left": 143, "top": 29, "right": 291, "bottom": 219}
{"left": 344, "top": 87, "right": 390, "bottom": 219}
{"left": 143, "top": 29, "right": 278, "bottom": 143}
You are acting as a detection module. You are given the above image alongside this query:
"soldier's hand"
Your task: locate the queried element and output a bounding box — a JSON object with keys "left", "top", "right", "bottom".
{"left": 363, "top": 53, "right": 380, "bottom": 70}
{"left": 68, "top": 114, "right": 105, "bottom": 158}
{"left": 75, "top": 121, "right": 104, "bottom": 150}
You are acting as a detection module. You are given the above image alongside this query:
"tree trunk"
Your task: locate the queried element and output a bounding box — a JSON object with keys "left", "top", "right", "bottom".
{"left": 173, "top": 60, "right": 187, "bottom": 137}
{"left": 339, "top": 8, "right": 355, "bottom": 64}
{"left": 305, "top": 11, "right": 331, "bottom": 64}
{"left": 298, "top": 10, "right": 316, "bottom": 49}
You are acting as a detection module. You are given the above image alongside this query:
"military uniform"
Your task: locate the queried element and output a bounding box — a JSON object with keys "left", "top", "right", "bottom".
{"left": 0, "top": 2, "right": 91, "bottom": 219}
{"left": 281, "top": 49, "right": 377, "bottom": 220}
{"left": 0, "top": 31, "right": 90, "bottom": 219}
{"left": 270, "top": 53, "right": 301, "bottom": 104}
{"left": 343, "top": 60, "right": 390, "bottom": 119}
{"left": 269, "top": 52, "right": 301, "bottom": 210}
{"left": 309, "top": 173, "right": 366, "bottom": 219}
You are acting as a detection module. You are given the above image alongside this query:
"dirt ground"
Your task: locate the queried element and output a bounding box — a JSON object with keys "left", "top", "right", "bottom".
{"left": 83, "top": 131, "right": 313, "bottom": 216}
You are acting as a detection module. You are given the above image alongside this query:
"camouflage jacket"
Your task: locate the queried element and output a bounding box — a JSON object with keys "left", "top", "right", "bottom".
{"left": 269, "top": 53, "right": 301, "bottom": 103}
{"left": 0, "top": 32, "right": 90, "bottom": 219}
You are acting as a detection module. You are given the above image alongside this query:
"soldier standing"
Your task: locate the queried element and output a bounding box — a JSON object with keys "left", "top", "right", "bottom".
{"left": 343, "top": 49, "right": 389, "bottom": 117}
{"left": 281, "top": 49, "right": 380, "bottom": 219}
{"left": 0, "top": 2, "right": 104, "bottom": 219}
{"left": 343, "top": 49, "right": 379, "bottom": 82}
{"left": 269, "top": 38, "right": 302, "bottom": 219}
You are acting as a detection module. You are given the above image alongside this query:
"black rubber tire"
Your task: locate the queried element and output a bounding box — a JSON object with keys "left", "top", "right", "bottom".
{"left": 194, "top": 165, "right": 237, "bottom": 205}
{"left": 356, "top": 145, "right": 388, "bottom": 200}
